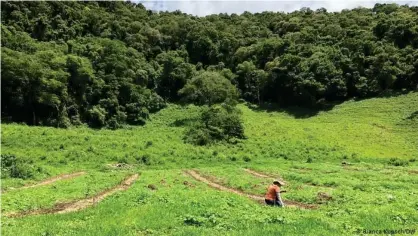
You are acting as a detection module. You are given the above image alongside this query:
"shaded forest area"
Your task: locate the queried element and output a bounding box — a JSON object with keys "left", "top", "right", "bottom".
{"left": 2, "top": 2, "right": 418, "bottom": 128}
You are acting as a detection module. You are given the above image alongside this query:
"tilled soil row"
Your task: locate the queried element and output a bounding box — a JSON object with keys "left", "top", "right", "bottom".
{"left": 5, "top": 173, "right": 139, "bottom": 218}
{"left": 243, "top": 169, "right": 286, "bottom": 183}
{"left": 185, "top": 170, "right": 317, "bottom": 209}
{"left": 245, "top": 168, "right": 335, "bottom": 190}
{"left": 3, "top": 171, "right": 87, "bottom": 193}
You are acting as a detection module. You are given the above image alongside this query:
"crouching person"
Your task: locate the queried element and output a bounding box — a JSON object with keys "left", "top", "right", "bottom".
{"left": 265, "top": 180, "right": 285, "bottom": 207}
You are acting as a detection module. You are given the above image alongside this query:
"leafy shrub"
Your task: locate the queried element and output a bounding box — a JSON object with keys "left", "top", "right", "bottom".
{"left": 118, "top": 156, "right": 129, "bottom": 164}
{"left": 148, "top": 93, "right": 166, "bottom": 112}
{"left": 86, "top": 105, "right": 107, "bottom": 128}
{"left": 184, "top": 104, "right": 245, "bottom": 145}
{"left": 1, "top": 154, "right": 36, "bottom": 179}
{"left": 183, "top": 215, "right": 205, "bottom": 226}
{"left": 388, "top": 158, "right": 409, "bottom": 166}
{"left": 136, "top": 154, "right": 152, "bottom": 165}
{"left": 107, "top": 117, "right": 122, "bottom": 130}
{"left": 184, "top": 126, "right": 211, "bottom": 146}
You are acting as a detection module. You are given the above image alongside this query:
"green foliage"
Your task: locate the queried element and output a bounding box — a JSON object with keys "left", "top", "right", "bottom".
{"left": 184, "top": 105, "right": 244, "bottom": 145}
{"left": 1, "top": 154, "right": 36, "bottom": 179}
{"left": 1, "top": 93, "right": 418, "bottom": 235}
{"left": 2, "top": 2, "right": 417, "bottom": 127}
{"left": 1, "top": 27, "right": 166, "bottom": 128}
{"left": 179, "top": 71, "right": 239, "bottom": 106}
{"left": 388, "top": 158, "right": 409, "bottom": 166}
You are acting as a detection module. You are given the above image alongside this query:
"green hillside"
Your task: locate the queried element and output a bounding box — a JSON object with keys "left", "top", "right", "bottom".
{"left": 2, "top": 92, "right": 417, "bottom": 177}
{"left": 2, "top": 2, "right": 418, "bottom": 235}
{"left": 2, "top": 93, "right": 418, "bottom": 235}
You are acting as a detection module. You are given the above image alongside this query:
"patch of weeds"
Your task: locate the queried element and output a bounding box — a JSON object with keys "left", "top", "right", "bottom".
{"left": 1, "top": 154, "right": 38, "bottom": 179}
{"left": 202, "top": 212, "right": 223, "bottom": 226}
{"left": 156, "top": 196, "right": 171, "bottom": 204}
{"left": 392, "top": 214, "right": 408, "bottom": 225}
{"left": 265, "top": 216, "right": 286, "bottom": 224}
{"left": 135, "top": 192, "right": 151, "bottom": 205}
{"left": 118, "top": 156, "right": 129, "bottom": 164}
{"left": 353, "top": 184, "right": 367, "bottom": 191}
{"left": 214, "top": 222, "right": 235, "bottom": 231}
{"left": 388, "top": 158, "right": 408, "bottom": 166}
{"left": 136, "top": 154, "right": 152, "bottom": 165}
{"left": 145, "top": 141, "right": 153, "bottom": 148}
{"left": 183, "top": 215, "right": 205, "bottom": 226}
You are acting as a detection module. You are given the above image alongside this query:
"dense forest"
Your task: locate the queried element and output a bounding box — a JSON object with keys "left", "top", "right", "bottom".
{"left": 2, "top": 2, "right": 418, "bottom": 129}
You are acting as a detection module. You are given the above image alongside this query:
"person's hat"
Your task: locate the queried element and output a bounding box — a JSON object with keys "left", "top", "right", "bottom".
{"left": 273, "top": 179, "right": 285, "bottom": 186}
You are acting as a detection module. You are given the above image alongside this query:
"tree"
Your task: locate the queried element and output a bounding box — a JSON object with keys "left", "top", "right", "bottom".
{"left": 155, "top": 49, "right": 195, "bottom": 100}
{"left": 236, "top": 61, "right": 268, "bottom": 103}
{"left": 184, "top": 104, "right": 245, "bottom": 145}
{"left": 178, "top": 71, "right": 239, "bottom": 106}
{"left": 1, "top": 1, "right": 418, "bottom": 128}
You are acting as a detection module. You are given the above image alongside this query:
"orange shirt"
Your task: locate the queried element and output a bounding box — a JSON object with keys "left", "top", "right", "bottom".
{"left": 265, "top": 185, "right": 280, "bottom": 200}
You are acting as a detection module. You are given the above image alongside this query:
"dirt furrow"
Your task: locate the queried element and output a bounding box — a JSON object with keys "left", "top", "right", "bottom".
{"left": 243, "top": 169, "right": 286, "bottom": 183}
{"left": 5, "top": 173, "right": 139, "bottom": 218}
{"left": 3, "top": 172, "right": 87, "bottom": 193}
{"left": 244, "top": 168, "right": 334, "bottom": 190}
{"left": 185, "top": 170, "right": 316, "bottom": 209}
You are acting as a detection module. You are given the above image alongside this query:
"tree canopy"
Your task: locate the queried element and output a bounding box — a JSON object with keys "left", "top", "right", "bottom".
{"left": 1, "top": 2, "right": 417, "bottom": 128}
{"left": 179, "top": 71, "right": 239, "bottom": 106}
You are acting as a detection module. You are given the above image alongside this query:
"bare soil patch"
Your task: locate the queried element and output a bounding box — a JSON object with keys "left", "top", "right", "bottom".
{"left": 185, "top": 170, "right": 317, "bottom": 209}
{"left": 5, "top": 174, "right": 139, "bottom": 218}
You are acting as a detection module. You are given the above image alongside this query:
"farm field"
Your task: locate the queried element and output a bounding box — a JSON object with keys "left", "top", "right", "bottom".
{"left": 1, "top": 92, "right": 418, "bottom": 235}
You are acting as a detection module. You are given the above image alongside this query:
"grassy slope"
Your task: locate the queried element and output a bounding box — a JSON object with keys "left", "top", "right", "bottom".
{"left": 1, "top": 92, "right": 418, "bottom": 235}
{"left": 2, "top": 92, "right": 417, "bottom": 173}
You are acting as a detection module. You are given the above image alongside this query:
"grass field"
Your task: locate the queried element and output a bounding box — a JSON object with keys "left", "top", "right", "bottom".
{"left": 1, "top": 92, "right": 418, "bottom": 235}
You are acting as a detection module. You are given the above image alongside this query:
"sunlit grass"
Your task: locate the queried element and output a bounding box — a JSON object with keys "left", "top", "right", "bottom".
{"left": 1, "top": 92, "right": 418, "bottom": 235}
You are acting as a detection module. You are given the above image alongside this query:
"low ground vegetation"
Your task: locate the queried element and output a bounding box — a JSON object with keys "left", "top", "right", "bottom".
{"left": 1, "top": 92, "right": 417, "bottom": 235}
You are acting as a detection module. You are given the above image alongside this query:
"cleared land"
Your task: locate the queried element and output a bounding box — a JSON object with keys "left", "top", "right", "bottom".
{"left": 1, "top": 92, "right": 418, "bottom": 235}
{"left": 5, "top": 174, "right": 139, "bottom": 217}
